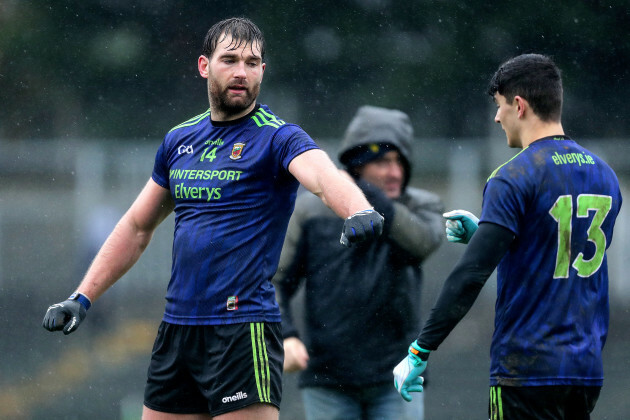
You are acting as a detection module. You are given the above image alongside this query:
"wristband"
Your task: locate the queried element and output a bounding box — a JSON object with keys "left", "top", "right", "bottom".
{"left": 410, "top": 341, "right": 430, "bottom": 361}
{"left": 69, "top": 292, "right": 92, "bottom": 310}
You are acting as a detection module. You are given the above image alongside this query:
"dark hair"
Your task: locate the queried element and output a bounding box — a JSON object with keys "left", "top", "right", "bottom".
{"left": 487, "top": 54, "right": 563, "bottom": 122}
{"left": 202, "top": 17, "right": 265, "bottom": 60}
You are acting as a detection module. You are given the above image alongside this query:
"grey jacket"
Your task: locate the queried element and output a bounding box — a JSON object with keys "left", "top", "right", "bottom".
{"left": 274, "top": 113, "right": 444, "bottom": 386}
{"left": 274, "top": 185, "right": 443, "bottom": 388}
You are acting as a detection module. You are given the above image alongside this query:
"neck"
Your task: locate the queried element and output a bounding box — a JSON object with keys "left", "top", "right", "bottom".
{"left": 520, "top": 120, "right": 565, "bottom": 148}
{"left": 210, "top": 102, "right": 257, "bottom": 122}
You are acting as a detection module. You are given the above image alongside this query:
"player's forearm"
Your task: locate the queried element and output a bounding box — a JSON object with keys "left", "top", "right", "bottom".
{"left": 76, "top": 215, "right": 154, "bottom": 302}
{"left": 289, "top": 150, "right": 372, "bottom": 218}
{"left": 417, "top": 223, "right": 513, "bottom": 350}
{"left": 417, "top": 258, "right": 488, "bottom": 350}
{"left": 318, "top": 170, "right": 372, "bottom": 218}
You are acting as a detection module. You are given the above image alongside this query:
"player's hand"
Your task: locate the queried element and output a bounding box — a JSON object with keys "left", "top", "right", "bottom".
{"left": 283, "top": 337, "right": 309, "bottom": 372}
{"left": 340, "top": 209, "right": 384, "bottom": 247}
{"left": 443, "top": 210, "right": 479, "bottom": 244}
{"left": 393, "top": 341, "right": 430, "bottom": 402}
{"left": 42, "top": 292, "right": 91, "bottom": 335}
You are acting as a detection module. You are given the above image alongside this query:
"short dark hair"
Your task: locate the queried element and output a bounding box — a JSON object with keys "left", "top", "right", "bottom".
{"left": 202, "top": 17, "right": 265, "bottom": 60}
{"left": 488, "top": 53, "right": 563, "bottom": 122}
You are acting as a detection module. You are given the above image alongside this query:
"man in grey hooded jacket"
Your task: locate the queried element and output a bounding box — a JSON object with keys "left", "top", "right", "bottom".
{"left": 274, "top": 105, "right": 444, "bottom": 420}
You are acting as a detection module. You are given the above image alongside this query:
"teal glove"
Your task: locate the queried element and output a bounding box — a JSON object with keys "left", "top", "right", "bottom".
{"left": 443, "top": 210, "right": 479, "bottom": 244}
{"left": 393, "top": 341, "right": 430, "bottom": 402}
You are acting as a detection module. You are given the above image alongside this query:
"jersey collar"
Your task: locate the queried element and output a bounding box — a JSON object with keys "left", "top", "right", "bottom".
{"left": 210, "top": 104, "right": 261, "bottom": 127}
{"left": 534, "top": 134, "right": 572, "bottom": 143}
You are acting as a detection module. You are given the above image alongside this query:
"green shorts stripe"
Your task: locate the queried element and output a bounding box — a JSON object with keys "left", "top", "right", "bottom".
{"left": 487, "top": 385, "right": 600, "bottom": 419}
{"left": 490, "top": 386, "right": 504, "bottom": 420}
{"left": 250, "top": 322, "right": 271, "bottom": 403}
{"left": 259, "top": 323, "right": 271, "bottom": 401}
{"left": 145, "top": 322, "right": 282, "bottom": 416}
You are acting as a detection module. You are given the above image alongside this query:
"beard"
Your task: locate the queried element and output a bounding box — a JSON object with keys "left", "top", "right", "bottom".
{"left": 208, "top": 77, "right": 260, "bottom": 119}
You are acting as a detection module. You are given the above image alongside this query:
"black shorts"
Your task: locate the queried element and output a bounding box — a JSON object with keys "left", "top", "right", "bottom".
{"left": 489, "top": 385, "right": 601, "bottom": 420}
{"left": 144, "top": 321, "right": 283, "bottom": 416}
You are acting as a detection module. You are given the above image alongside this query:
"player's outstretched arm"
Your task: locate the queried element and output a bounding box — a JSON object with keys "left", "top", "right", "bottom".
{"left": 42, "top": 179, "right": 174, "bottom": 334}
{"left": 289, "top": 149, "right": 383, "bottom": 246}
{"left": 394, "top": 223, "right": 514, "bottom": 399}
{"left": 443, "top": 209, "right": 479, "bottom": 244}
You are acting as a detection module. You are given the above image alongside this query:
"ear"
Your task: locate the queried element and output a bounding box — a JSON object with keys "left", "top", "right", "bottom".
{"left": 198, "top": 55, "right": 209, "bottom": 79}
{"left": 514, "top": 96, "right": 527, "bottom": 118}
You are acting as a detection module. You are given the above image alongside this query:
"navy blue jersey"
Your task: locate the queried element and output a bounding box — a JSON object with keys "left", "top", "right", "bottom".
{"left": 480, "top": 136, "right": 622, "bottom": 387}
{"left": 152, "top": 105, "right": 319, "bottom": 325}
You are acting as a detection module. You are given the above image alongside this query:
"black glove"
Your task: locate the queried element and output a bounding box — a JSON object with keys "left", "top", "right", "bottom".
{"left": 42, "top": 292, "right": 91, "bottom": 335}
{"left": 340, "top": 209, "right": 384, "bottom": 247}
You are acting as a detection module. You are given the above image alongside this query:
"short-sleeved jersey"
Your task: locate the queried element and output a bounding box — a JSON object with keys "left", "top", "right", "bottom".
{"left": 479, "top": 135, "right": 622, "bottom": 387}
{"left": 151, "top": 104, "right": 319, "bottom": 325}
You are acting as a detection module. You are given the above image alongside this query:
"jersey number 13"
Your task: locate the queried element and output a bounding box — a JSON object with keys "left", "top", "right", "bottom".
{"left": 549, "top": 194, "right": 613, "bottom": 279}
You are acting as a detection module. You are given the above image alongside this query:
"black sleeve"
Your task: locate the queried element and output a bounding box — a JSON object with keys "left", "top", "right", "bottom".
{"left": 275, "top": 274, "right": 302, "bottom": 338}
{"left": 416, "top": 222, "right": 515, "bottom": 350}
{"left": 272, "top": 199, "right": 309, "bottom": 339}
{"left": 356, "top": 179, "right": 395, "bottom": 233}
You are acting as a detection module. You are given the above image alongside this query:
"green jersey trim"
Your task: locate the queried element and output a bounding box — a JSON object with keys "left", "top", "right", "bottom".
{"left": 251, "top": 108, "right": 286, "bottom": 128}
{"left": 168, "top": 109, "right": 211, "bottom": 133}
{"left": 487, "top": 147, "right": 529, "bottom": 182}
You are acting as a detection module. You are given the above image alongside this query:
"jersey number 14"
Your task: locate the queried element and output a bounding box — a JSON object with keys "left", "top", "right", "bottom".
{"left": 549, "top": 194, "right": 613, "bottom": 279}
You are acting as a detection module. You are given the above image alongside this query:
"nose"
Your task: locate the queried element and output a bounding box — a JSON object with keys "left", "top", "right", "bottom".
{"left": 388, "top": 160, "right": 404, "bottom": 180}
{"left": 234, "top": 61, "right": 247, "bottom": 79}
{"left": 494, "top": 109, "right": 501, "bottom": 124}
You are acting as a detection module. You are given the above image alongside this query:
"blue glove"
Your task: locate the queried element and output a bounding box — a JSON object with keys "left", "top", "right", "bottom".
{"left": 393, "top": 341, "right": 430, "bottom": 402}
{"left": 42, "top": 292, "right": 91, "bottom": 335}
{"left": 340, "top": 209, "right": 384, "bottom": 247}
{"left": 443, "top": 210, "right": 479, "bottom": 244}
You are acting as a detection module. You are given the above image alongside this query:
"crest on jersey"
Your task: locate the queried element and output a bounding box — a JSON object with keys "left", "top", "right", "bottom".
{"left": 227, "top": 296, "right": 239, "bottom": 311}
{"left": 230, "top": 143, "right": 246, "bottom": 160}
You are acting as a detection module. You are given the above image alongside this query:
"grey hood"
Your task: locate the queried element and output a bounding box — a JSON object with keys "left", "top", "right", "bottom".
{"left": 338, "top": 105, "right": 413, "bottom": 188}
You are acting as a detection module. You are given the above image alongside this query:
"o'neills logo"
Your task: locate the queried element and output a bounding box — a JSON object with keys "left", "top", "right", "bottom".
{"left": 222, "top": 391, "right": 248, "bottom": 403}
{"left": 230, "top": 142, "right": 245, "bottom": 160}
